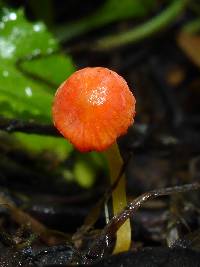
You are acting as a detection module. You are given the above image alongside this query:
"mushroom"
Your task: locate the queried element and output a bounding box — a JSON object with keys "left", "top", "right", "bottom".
{"left": 52, "top": 67, "right": 136, "bottom": 253}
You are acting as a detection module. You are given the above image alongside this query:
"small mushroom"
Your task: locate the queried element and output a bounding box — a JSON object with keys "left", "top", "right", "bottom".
{"left": 52, "top": 67, "right": 136, "bottom": 253}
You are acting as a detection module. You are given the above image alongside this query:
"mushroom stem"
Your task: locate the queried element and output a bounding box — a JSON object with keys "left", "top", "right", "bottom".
{"left": 104, "top": 143, "right": 131, "bottom": 254}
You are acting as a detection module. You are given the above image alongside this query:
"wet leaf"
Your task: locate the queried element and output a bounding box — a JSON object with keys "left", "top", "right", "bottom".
{"left": 73, "top": 152, "right": 107, "bottom": 188}
{"left": 74, "top": 160, "right": 96, "bottom": 188}
{"left": 0, "top": 8, "right": 75, "bottom": 157}
{"left": 56, "top": 0, "right": 156, "bottom": 41}
{"left": 14, "top": 132, "right": 73, "bottom": 160}
{"left": 93, "top": 0, "right": 155, "bottom": 22}
{"left": 0, "top": 8, "right": 75, "bottom": 123}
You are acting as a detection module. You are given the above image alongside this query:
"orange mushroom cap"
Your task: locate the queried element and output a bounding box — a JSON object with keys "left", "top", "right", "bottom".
{"left": 52, "top": 67, "right": 136, "bottom": 152}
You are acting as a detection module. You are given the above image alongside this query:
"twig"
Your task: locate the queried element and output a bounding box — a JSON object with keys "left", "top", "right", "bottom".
{"left": 85, "top": 183, "right": 200, "bottom": 262}
{"left": 0, "top": 117, "right": 59, "bottom": 136}
{"left": 0, "top": 194, "right": 69, "bottom": 245}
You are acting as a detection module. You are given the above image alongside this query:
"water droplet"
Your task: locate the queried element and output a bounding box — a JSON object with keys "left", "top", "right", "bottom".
{"left": 11, "top": 27, "right": 25, "bottom": 40}
{"left": 25, "top": 87, "right": 33, "bottom": 97}
{"left": 33, "top": 23, "right": 44, "bottom": 32}
{"left": 32, "top": 48, "right": 41, "bottom": 56}
{"left": 3, "top": 12, "right": 17, "bottom": 22}
{"left": 2, "top": 70, "right": 9, "bottom": 77}
{"left": 88, "top": 86, "right": 108, "bottom": 106}
{"left": 9, "top": 12, "right": 17, "bottom": 21}
{"left": 0, "top": 38, "right": 16, "bottom": 58}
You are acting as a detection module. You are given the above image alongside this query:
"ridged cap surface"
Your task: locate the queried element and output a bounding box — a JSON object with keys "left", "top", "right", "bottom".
{"left": 52, "top": 67, "right": 136, "bottom": 152}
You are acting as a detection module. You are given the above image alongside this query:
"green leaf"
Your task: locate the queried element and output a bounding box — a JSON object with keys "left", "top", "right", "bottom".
{"left": 0, "top": 8, "right": 75, "bottom": 157}
{"left": 14, "top": 132, "right": 73, "bottom": 160}
{"left": 56, "top": 0, "right": 156, "bottom": 41}
{"left": 96, "top": 0, "right": 155, "bottom": 22}
{"left": 73, "top": 152, "right": 107, "bottom": 188}
{"left": 0, "top": 8, "right": 75, "bottom": 123}
{"left": 74, "top": 160, "right": 96, "bottom": 188}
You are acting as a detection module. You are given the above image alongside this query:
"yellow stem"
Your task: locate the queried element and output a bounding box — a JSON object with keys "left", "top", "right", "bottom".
{"left": 104, "top": 143, "right": 131, "bottom": 254}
